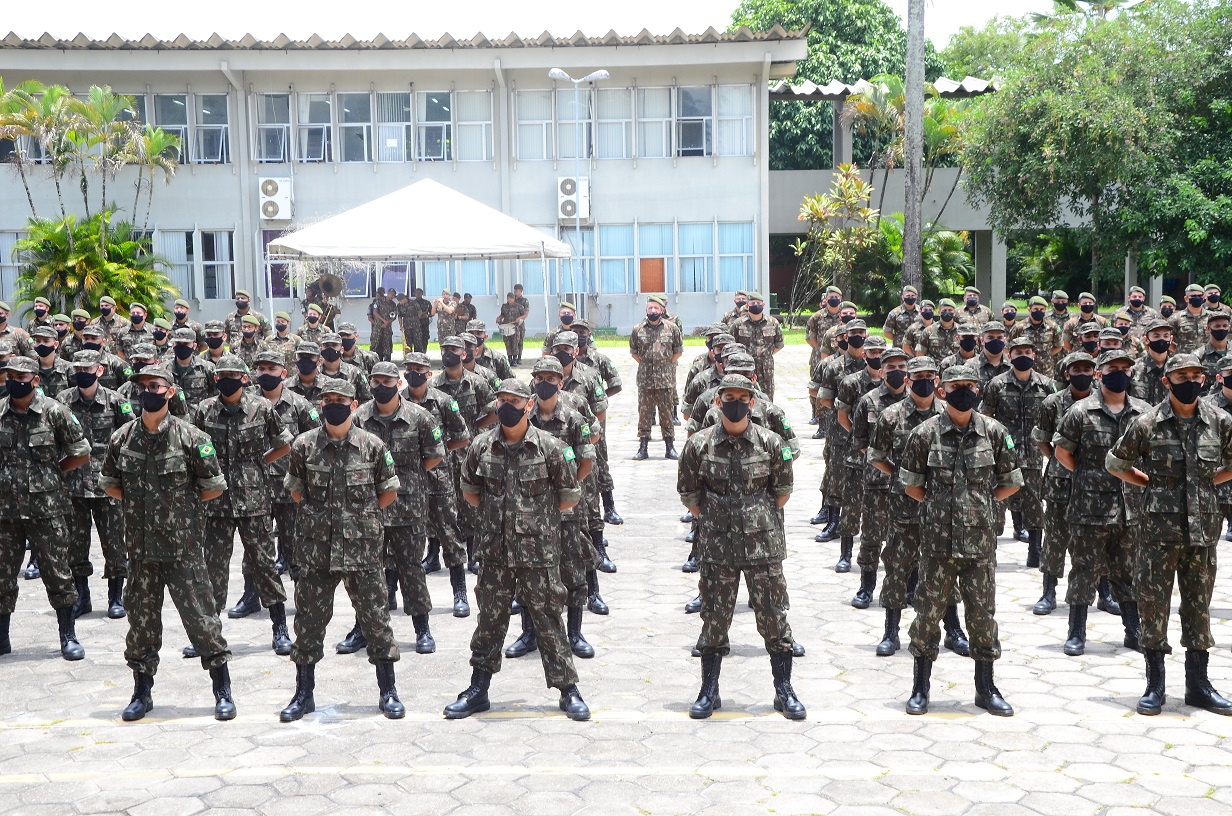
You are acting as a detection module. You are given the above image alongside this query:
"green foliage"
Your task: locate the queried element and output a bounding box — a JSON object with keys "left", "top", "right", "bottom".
{"left": 852, "top": 214, "right": 974, "bottom": 316}
{"left": 939, "top": 16, "right": 1030, "bottom": 79}
{"left": 794, "top": 164, "right": 881, "bottom": 296}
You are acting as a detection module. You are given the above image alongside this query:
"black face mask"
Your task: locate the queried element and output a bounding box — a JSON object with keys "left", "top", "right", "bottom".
{"left": 463, "top": 350, "right": 475, "bottom": 364}
{"left": 646, "top": 312, "right": 662, "bottom": 322}
{"left": 307, "top": 314, "right": 320, "bottom": 324}
{"left": 33, "top": 308, "right": 47, "bottom": 318}
{"left": 174, "top": 345, "right": 195, "bottom": 360}
{"left": 848, "top": 335, "right": 866, "bottom": 348}
{"left": 865, "top": 356, "right": 882, "bottom": 371}
{"left": 720, "top": 399, "right": 751, "bottom": 423}
{"left": 903, "top": 296, "right": 917, "bottom": 306}
{"left": 1030, "top": 310, "right": 1045, "bottom": 322}
{"left": 1160, "top": 306, "right": 1175, "bottom": 318}
{"left": 139, "top": 390, "right": 167, "bottom": 413}
{"left": 341, "top": 338, "right": 356, "bottom": 351}
{"left": 242, "top": 330, "right": 257, "bottom": 342}
{"left": 406, "top": 370, "right": 429, "bottom": 388}
{"left": 984, "top": 339, "right": 1005, "bottom": 355}
{"left": 74, "top": 371, "right": 98, "bottom": 389}
{"left": 130, "top": 313, "right": 144, "bottom": 325}
{"left": 533, "top": 380, "right": 559, "bottom": 400}
{"left": 1011, "top": 356, "right": 1035, "bottom": 371}
{"left": 174, "top": 311, "right": 189, "bottom": 321}
{"left": 837, "top": 339, "right": 849, "bottom": 351}
{"left": 1101, "top": 370, "right": 1132, "bottom": 393}
{"left": 1190, "top": 296, "right": 1206, "bottom": 308}
{"left": 827, "top": 297, "right": 841, "bottom": 307}
{"left": 34, "top": 344, "right": 55, "bottom": 358}
{"left": 235, "top": 299, "right": 249, "bottom": 311}
{"left": 560, "top": 314, "right": 575, "bottom": 325}
{"left": 321, "top": 348, "right": 342, "bottom": 362}
{"left": 920, "top": 309, "right": 935, "bottom": 321}
{"left": 1117, "top": 325, "right": 1130, "bottom": 337}
{"left": 1148, "top": 338, "right": 1172, "bottom": 354}
{"left": 1053, "top": 303, "right": 1068, "bottom": 313}
{"left": 910, "top": 378, "right": 935, "bottom": 397}
{"left": 554, "top": 351, "right": 574, "bottom": 368}
{"left": 275, "top": 323, "right": 289, "bottom": 333}
{"left": 940, "top": 312, "right": 955, "bottom": 323}
{"left": 1209, "top": 294, "right": 1222, "bottom": 305}
{"left": 442, "top": 350, "right": 462, "bottom": 368}
{"left": 1080, "top": 303, "right": 1095, "bottom": 314}
{"left": 496, "top": 402, "right": 525, "bottom": 427}
{"left": 55, "top": 327, "right": 67, "bottom": 338}
{"left": 72, "top": 320, "right": 87, "bottom": 331}
{"left": 1213, "top": 329, "right": 1230, "bottom": 342}
{"left": 1003, "top": 312, "right": 1017, "bottom": 321}
{"left": 256, "top": 373, "right": 283, "bottom": 391}
{"left": 735, "top": 300, "right": 747, "bottom": 309}
{"left": 206, "top": 336, "right": 224, "bottom": 349}
{"left": 321, "top": 402, "right": 351, "bottom": 426}
{"left": 944, "top": 386, "right": 980, "bottom": 412}
{"left": 748, "top": 304, "right": 764, "bottom": 315}
{"left": 1129, "top": 299, "right": 1144, "bottom": 309}
{"left": 885, "top": 369, "right": 907, "bottom": 389}
{"left": 296, "top": 358, "right": 318, "bottom": 376}
{"left": 371, "top": 383, "right": 399, "bottom": 404}
{"left": 83, "top": 341, "right": 102, "bottom": 352}
{"left": 216, "top": 377, "right": 244, "bottom": 397}
{"left": 152, "top": 330, "right": 167, "bottom": 342}
{"left": 1082, "top": 340, "right": 1099, "bottom": 354}
{"left": 965, "top": 298, "right": 979, "bottom": 308}
{"left": 1170, "top": 380, "right": 1203, "bottom": 405}
{"left": 1068, "top": 373, "right": 1093, "bottom": 392}
{"left": 6, "top": 379, "right": 34, "bottom": 399}
{"left": 959, "top": 337, "right": 978, "bottom": 352}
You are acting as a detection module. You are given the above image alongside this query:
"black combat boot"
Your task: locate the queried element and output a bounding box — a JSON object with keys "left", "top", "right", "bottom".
{"left": 835, "top": 536, "right": 853, "bottom": 573}
{"left": 421, "top": 540, "right": 443, "bottom": 574}
{"left": 664, "top": 439, "right": 679, "bottom": 460}
{"left": 876, "top": 609, "right": 901, "bottom": 657}
{"left": 593, "top": 530, "right": 616, "bottom": 574}
{"left": 851, "top": 569, "right": 875, "bottom": 609}
{"left": 228, "top": 573, "right": 260, "bottom": 619}
{"left": 274, "top": 539, "right": 288, "bottom": 575}
{"left": 684, "top": 526, "right": 695, "bottom": 544}
{"left": 335, "top": 622, "right": 368, "bottom": 655}
{"left": 0, "top": 613, "right": 9, "bottom": 656}
{"left": 505, "top": 610, "right": 537, "bottom": 658}
{"left": 689, "top": 653, "right": 722, "bottom": 719}
{"left": 444, "top": 667, "right": 492, "bottom": 719}
{"left": 71, "top": 575, "right": 92, "bottom": 619}
{"left": 815, "top": 508, "right": 840, "bottom": 543}
{"left": 1063, "top": 604, "right": 1087, "bottom": 656}
{"left": 1012, "top": 511, "right": 1029, "bottom": 543}
{"left": 586, "top": 571, "right": 609, "bottom": 615}
{"left": 1025, "top": 528, "right": 1042, "bottom": 568}
{"left": 906, "top": 655, "right": 931, "bottom": 715}
{"left": 23, "top": 551, "right": 39, "bottom": 580}
{"left": 681, "top": 550, "right": 699, "bottom": 573}
{"left": 385, "top": 569, "right": 398, "bottom": 611}
{"left": 56, "top": 606, "right": 84, "bottom": 661}
{"left": 633, "top": 438, "right": 650, "bottom": 461}
{"left": 1137, "top": 650, "right": 1166, "bottom": 715}
{"left": 942, "top": 605, "right": 970, "bottom": 656}
{"left": 269, "top": 603, "right": 292, "bottom": 656}
{"left": 770, "top": 652, "right": 807, "bottom": 720}
{"left": 280, "top": 663, "right": 316, "bottom": 722}
{"left": 412, "top": 614, "right": 435, "bottom": 654}
{"left": 1096, "top": 576, "right": 1121, "bottom": 616}
{"left": 122, "top": 671, "right": 154, "bottom": 721}
{"left": 1185, "top": 650, "right": 1232, "bottom": 715}
{"left": 1032, "top": 574, "right": 1057, "bottom": 616}
{"left": 107, "top": 577, "right": 126, "bottom": 619}
{"left": 466, "top": 537, "right": 480, "bottom": 575}
{"left": 685, "top": 595, "right": 702, "bottom": 614}
{"left": 449, "top": 566, "right": 471, "bottom": 617}
{"left": 1121, "top": 601, "right": 1141, "bottom": 651}
{"left": 210, "top": 664, "right": 237, "bottom": 721}
{"left": 810, "top": 506, "right": 830, "bottom": 525}
{"left": 558, "top": 684, "right": 591, "bottom": 721}
{"left": 567, "top": 606, "right": 594, "bottom": 658}
{"left": 974, "top": 660, "right": 1014, "bottom": 716}
{"left": 376, "top": 661, "right": 406, "bottom": 719}
{"left": 602, "top": 490, "right": 624, "bottom": 525}
{"left": 680, "top": 510, "right": 696, "bottom": 524}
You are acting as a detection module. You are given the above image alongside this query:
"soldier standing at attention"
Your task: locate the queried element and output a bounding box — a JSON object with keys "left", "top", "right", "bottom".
{"left": 25, "top": 295, "right": 53, "bottom": 334}
{"left": 721, "top": 291, "right": 748, "bottom": 327}
{"left": 268, "top": 311, "right": 301, "bottom": 369}
{"left": 318, "top": 333, "right": 372, "bottom": 403}
{"left": 1171, "top": 284, "right": 1211, "bottom": 355}
{"left": 917, "top": 299, "right": 961, "bottom": 361}
{"left": 496, "top": 293, "right": 529, "bottom": 365}
{"left": 30, "top": 325, "right": 74, "bottom": 399}
{"left": 901, "top": 300, "right": 936, "bottom": 358}
{"left": 1062, "top": 292, "right": 1107, "bottom": 352}
{"left": 296, "top": 304, "right": 326, "bottom": 345}
{"left": 1107, "top": 353, "right": 1232, "bottom": 716}
{"left": 169, "top": 328, "right": 217, "bottom": 409}
{"left": 466, "top": 320, "right": 515, "bottom": 381}
{"left": 512, "top": 284, "right": 531, "bottom": 361}
{"left": 1046, "top": 290, "right": 1071, "bottom": 336}
{"left": 1206, "top": 284, "right": 1232, "bottom": 319}
{"left": 1124, "top": 286, "right": 1159, "bottom": 339}
{"left": 201, "top": 321, "right": 229, "bottom": 366}
{"left": 90, "top": 295, "right": 129, "bottom": 344}
{"left": 434, "top": 290, "right": 458, "bottom": 343}
{"left": 730, "top": 292, "right": 785, "bottom": 400}
{"left": 882, "top": 286, "right": 921, "bottom": 347}
{"left": 224, "top": 289, "right": 271, "bottom": 348}
{"left": 1010, "top": 297, "right": 1064, "bottom": 381}
{"left": 99, "top": 363, "right": 234, "bottom": 721}
{"left": 959, "top": 286, "right": 995, "bottom": 327}
{"left": 0, "top": 356, "right": 92, "bottom": 661}
{"left": 542, "top": 301, "right": 579, "bottom": 355}
{"left": 170, "top": 298, "right": 206, "bottom": 349}
{"left": 678, "top": 373, "right": 804, "bottom": 720}
{"left": 370, "top": 290, "right": 398, "bottom": 362}
{"left": 231, "top": 315, "right": 266, "bottom": 371}
{"left": 900, "top": 366, "right": 1023, "bottom": 716}
{"left": 630, "top": 295, "right": 684, "bottom": 461}
{"left": 279, "top": 379, "right": 406, "bottom": 722}
{"left": 444, "top": 378, "right": 589, "bottom": 721}
{"left": 811, "top": 321, "right": 865, "bottom": 544}
{"left": 805, "top": 287, "right": 844, "bottom": 427}
{"left": 833, "top": 335, "right": 887, "bottom": 576}
{"left": 337, "top": 322, "right": 378, "bottom": 376}
{"left": 114, "top": 302, "right": 153, "bottom": 360}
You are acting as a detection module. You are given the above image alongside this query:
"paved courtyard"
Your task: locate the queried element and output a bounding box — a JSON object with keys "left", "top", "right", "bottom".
{"left": 5, "top": 343, "right": 1232, "bottom": 815}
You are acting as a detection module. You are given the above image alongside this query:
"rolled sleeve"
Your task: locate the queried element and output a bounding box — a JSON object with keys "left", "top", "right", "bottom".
{"left": 558, "top": 486, "right": 583, "bottom": 505}
{"left": 899, "top": 469, "right": 925, "bottom": 487}
{"left": 1105, "top": 451, "right": 1136, "bottom": 474}
{"left": 283, "top": 472, "right": 305, "bottom": 494}
{"left": 197, "top": 473, "right": 228, "bottom": 493}
{"left": 867, "top": 446, "right": 889, "bottom": 465}
{"left": 64, "top": 436, "right": 92, "bottom": 459}
{"left": 818, "top": 386, "right": 837, "bottom": 401}
{"left": 1052, "top": 432, "right": 1078, "bottom": 453}
{"left": 376, "top": 475, "right": 401, "bottom": 494}
{"left": 1030, "top": 426, "right": 1050, "bottom": 444}
{"left": 997, "top": 467, "right": 1025, "bottom": 489}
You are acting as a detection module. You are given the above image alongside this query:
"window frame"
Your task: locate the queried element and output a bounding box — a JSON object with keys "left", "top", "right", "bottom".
{"left": 635, "top": 87, "right": 673, "bottom": 160}
{"left": 416, "top": 90, "right": 453, "bottom": 163}
{"left": 193, "top": 92, "right": 230, "bottom": 165}
{"left": 295, "top": 92, "right": 333, "bottom": 164}
{"left": 200, "top": 229, "right": 235, "bottom": 300}
{"left": 152, "top": 93, "right": 191, "bottom": 163}
{"left": 337, "top": 91, "right": 374, "bottom": 164}
{"left": 515, "top": 89, "right": 554, "bottom": 162}
{"left": 675, "top": 86, "right": 715, "bottom": 159}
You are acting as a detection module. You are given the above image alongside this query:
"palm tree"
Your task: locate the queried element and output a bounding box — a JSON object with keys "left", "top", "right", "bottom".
{"left": 121, "top": 125, "right": 180, "bottom": 233}
{"left": 70, "top": 86, "right": 138, "bottom": 239}
{"left": 841, "top": 75, "right": 905, "bottom": 226}
{"left": 7, "top": 84, "right": 79, "bottom": 221}
{"left": 0, "top": 78, "right": 47, "bottom": 219}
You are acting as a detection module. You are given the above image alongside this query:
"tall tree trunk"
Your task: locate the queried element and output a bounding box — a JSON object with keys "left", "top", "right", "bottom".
{"left": 903, "top": 0, "right": 926, "bottom": 293}
{"left": 131, "top": 168, "right": 144, "bottom": 223}
{"left": 933, "top": 166, "right": 963, "bottom": 230}
{"left": 15, "top": 160, "right": 37, "bottom": 219}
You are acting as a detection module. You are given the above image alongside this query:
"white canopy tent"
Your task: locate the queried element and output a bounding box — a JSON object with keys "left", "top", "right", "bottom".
{"left": 266, "top": 178, "right": 571, "bottom": 330}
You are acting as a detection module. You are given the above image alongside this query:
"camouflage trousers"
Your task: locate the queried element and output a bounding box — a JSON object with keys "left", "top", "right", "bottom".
{"left": 272, "top": 502, "right": 299, "bottom": 578}
{"left": 1005, "top": 463, "right": 1045, "bottom": 529}
{"left": 204, "top": 514, "right": 286, "bottom": 614}
{"left": 1066, "top": 522, "right": 1135, "bottom": 608}
{"left": 1041, "top": 488, "right": 1072, "bottom": 578}
{"left": 125, "top": 553, "right": 230, "bottom": 676}
{"left": 290, "top": 566, "right": 399, "bottom": 666}
{"left": 501, "top": 331, "right": 518, "bottom": 361}
{"left": 450, "top": 454, "right": 478, "bottom": 539}
{"left": 370, "top": 325, "right": 393, "bottom": 361}
{"left": 0, "top": 516, "right": 76, "bottom": 614}
{"left": 1137, "top": 544, "right": 1217, "bottom": 654}
{"left": 880, "top": 518, "right": 919, "bottom": 611}
{"left": 755, "top": 361, "right": 775, "bottom": 402}
{"left": 385, "top": 523, "right": 430, "bottom": 616}
{"left": 856, "top": 487, "right": 891, "bottom": 571}
{"left": 595, "top": 430, "right": 614, "bottom": 494}
{"left": 428, "top": 489, "right": 466, "bottom": 569}
{"left": 68, "top": 496, "right": 126, "bottom": 579}
{"left": 636, "top": 387, "right": 675, "bottom": 441}
{"left": 469, "top": 562, "right": 577, "bottom": 688}
{"left": 560, "top": 520, "right": 599, "bottom": 608}
{"left": 909, "top": 553, "right": 1001, "bottom": 663}
{"left": 819, "top": 430, "right": 848, "bottom": 502}
{"left": 837, "top": 465, "right": 864, "bottom": 537}
{"left": 697, "top": 561, "right": 793, "bottom": 656}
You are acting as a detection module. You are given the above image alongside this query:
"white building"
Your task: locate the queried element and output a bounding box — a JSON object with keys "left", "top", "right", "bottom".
{"left": 0, "top": 27, "right": 807, "bottom": 336}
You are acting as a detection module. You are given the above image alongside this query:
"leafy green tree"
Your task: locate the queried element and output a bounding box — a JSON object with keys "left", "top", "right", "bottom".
{"left": 853, "top": 214, "right": 974, "bottom": 317}
{"left": 793, "top": 163, "right": 881, "bottom": 297}
{"left": 940, "top": 16, "right": 1030, "bottom": 79}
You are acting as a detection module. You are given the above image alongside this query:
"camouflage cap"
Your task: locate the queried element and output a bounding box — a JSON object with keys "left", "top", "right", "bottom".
{"left": 213, "top": 354, "right": 247, "bottom": 374}
{"left": 466, "top": 319, "right": 487, "bottom": 334}
{"left": 204, "top": 320, "right": 225, "bottom": 331}
{"left": 1008, "top": 336, "right": 1035, "bottom": 350}
{"left": 70, "top": 350, "right": 103, "bottom": 369}
{"left": 131, "top": 363, "right": 173, "bottom": 385}
{"left": 319, "top": 332, "right": 342, "bottom": 345}
{"left": 881, "top": 347, "right": 909, "bottom": 364}
{"left": 1079, "top": 322, "right": 1102, "bottom": 336}
{"left": 495, "top": 377, "right": 532, "bottom": 398}
{"left": 336, "top": 321, "right": 358, "bottom": 334}
{"left": 4, "top": 356, "right": 36, "bottom": 374}
{"left": 719, "top": 343, "right": 749, "bottom": 360}
{"left": 30, "top": 325, "right": 57, "bottom": 339}
{"left": 439, "top": 335, "right": 466, "bottom": 349}
{"left": 1164, "top": 353, "right": 1204, "bottom": 375}
{"left": 982, "top": 321, "right": 1006, "bottom": 334}
{"left": 956, "top": 324, "right": 980, "bottom": 336}
{"left": 1096, "top": 349, "right": 1134, "bottom": 367}
{"left": 702, "top": 325, "right": 726, "bottom": 338}
{"left": 172, "top": 327, "right": 198, "bottom": 343}
{"left": 723, "top": 353, "right": 756, "bottom": 373}
{"left": 717, "top": 373, "right": 757, "bottom": 394}
{"left": 370, "top": 361, "right": 400, "bottom": 379}
{"left": 403, "top": 352, "right": 430, "bottom": 367}
{"left": 864, "top": 335, "right": 887, "bottom": 349}
{"left": 1099, "top": 327, "right": 1125, "bottom": 341}
{"left": 844, "top": 319, "right": 867, "bottom": 332}
{"left": 571, "top": 318, "right": 591, "bottom": 332}
{"left": 459, "top": 332, "right": 479, "bottom": 347}
{"left": 907, "top": 355, "right": 939, "bottom": 374}
{"left": 940, "top": 365, "right": 980, "bottom": 385}
{"left": 0, "top": 341, "right": 13, "bottom": 356}
{"left": 253, "top": 350, "right": 287, "bottom": 367}
{"left": 152, "top": 317, "right": 172, "bottom": 331}
{"left": 1208, "top": 311, "right": 1232, "bottom": 323}
{"left": 129, "top": 343, "right": 159, "bottom": 359}
{"left": 937, "top": 298, "right": 957, "bottom": 309}
{"left": 70, "top": 309, "right": 90, "bottom": 320}
{"left": 320, "top": 379, "right": 355, "bottom": 399}
{"left": 1217, "top": 355, "right": 1232, "bottom": 372}
{"left": 1143, "top": 318, "right": 1172, "bottom": 334}
{"left": 552, "top": 331, "right": 579, "bottom": 348}
{"left": 82, "top": 324, "right": 105, "bottom": 337}
{"left": 1059, "top": 351, "right": 1095, "bottom": 371}
{"left": 531, "top": 357, "right": 564, "bottom": 376}
{"left": 296, "top": 342, "right": 321, "bottom": 356}
{"left": 712, "top": 332, "right": 736, "bottom": 346}
{"left": 174, "top": 298, "right": 192, "bottom": 309}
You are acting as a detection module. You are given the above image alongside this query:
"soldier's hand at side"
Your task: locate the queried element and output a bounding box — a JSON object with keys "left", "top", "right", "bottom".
{"left": 688, "top": 505, "right": 700, "bottom": 518}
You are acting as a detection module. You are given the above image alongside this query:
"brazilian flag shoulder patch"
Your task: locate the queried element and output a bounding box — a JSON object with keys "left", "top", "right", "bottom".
{"left": 1006, "top": 437, "right": 1015, "bottom": 450}
{"left": 563, "top": 446, "right": 576, "bottom": 462}
{"left": 384, "top": 451, "right": 394, "bottom": 467}
{"left": 431, "top": 426, "right": 442, "bottom": 440}
{"left": 119, "top": 402, "right": 133, "bottom": 414}
{"left": 449, "top": 399, "right": 460, "bottom": 412}
{"left": 581, "top": 423, "right": 591, "bottom": 436}
{"left": 308, "top": 407, "right": 319, "bottom": 421}
{"left": 198, "top": 443, "right": 215, "bottom": 458}
{"left": 782, "top": 447, "right": 793, "bottom": 461}
{"left": 781, "top": 419, "right": 792, "bottom": 430}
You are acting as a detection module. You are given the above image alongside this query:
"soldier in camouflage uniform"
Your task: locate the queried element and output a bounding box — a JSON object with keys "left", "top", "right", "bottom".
{"left": 190, "top": 354, "right": 294, "bottom": 657}
{"left": 882, "top": 286, "right": 922, "bottom": 346}
{"left": 25, "top": 295, "right": 53, "bottom": 334}
{"left": 118, "top": 345, "right": 190, "bottom": 419}
{"left": 495, "top": 293, "right": 528, "bottom": 365}
{"left": 444, "top": 378, "right": 591, "bottom": 721}
{"left": 279, "top": 378, "right": 406, "bottom": 722}
{"left": 938, "top": 323, "right": 981, "bottom": 372}
{"left": 1203, "top": 355, "right": 1232, "bottom": 540}
{"left": 170, "top": 298, "right": 206, "bottom": 349}
{"left": 268, "top": 311, "right": 301, "bottom": 369}
{"left": 288, "top": 342, "right": 331, "bottom": 403}
{"left": 511, "top": 285, "right": 531, "bottom": 361}
{"left": 1169, "top": 284, "right": 1210, "bottom": 355}
{"left": 677, "top": 373, "right": 804, "bottom": 720}
{"left": 629, "top": 294, "right": 684, "bottom": 459}
{"left": 682, "top": 330, "right": 730, "bottom": 423}
{"left": 79, "top": 324, "right": 131, "bottom": 391}
{"left": 467, "top": 320, "right": 515, "bottom": 381}
{"left": 318, "top": 333, "right": 372, "bottom": 402}
{"left": 1124, "top": 286, "right": 1159, "bottom": 340}
{"left": 1062, "top": 293, "right": 1108, "bottom": 352}
{"left": 150, "top": 318, "right": 172, "bottom": 360}
{"left": 720, "top": 291, "right": 748, "bottom": 328}
{"left": 1053, "top": 349, "right": 1148, "bottom": 656}
{"left": 369, "top": 291, "right": 398, "bottom": 362}
{"left": 201, "top": 321, "right": 229, "bottom": 366}
{"left": 729, "top": 291, "right": 784, "bottom": 400}
{"left": 834, "top": 334, "right": 888, "bottom": 571}
{"left": 89, "top": 295, "right": 129, "bottom": 345}
{"left": 461, "top": 332, "right": 503, "bottom": 390}
{"left": 0, "top": 355, "right": 92, "bottom": 662}
{"left": 1010, "top": 296, "right": 1063, "bottom": 380}
{"left": 900, "top": 366, "right": 1023, "bottom": 716}
{"left": 806, "top": 287, "right": 844, "bottom": 425}
{"left": 223, "top": 289, "right": 271, "bottom": 348}
{"left": 917, "top": 299, "right": 961, "bottom": 361}
{"left": 971, "top": 321, "right": 1011, "bottom": 390}
{"left": 1205, "top": 284, "right": 1232, "bottom": 319}
{"left": 572, "top": 319, "right": 625, "bottom": 526}
{"left": 113, "top": 302, "right": 154, "bottom": 360}
{"left": 61, "top": 309, "right": 93, "bottom": 361}
{"left": 999, "top": 301, "right": 1021, "bottom": 334}
{"left": 169, "top": 328, "right": 217, "bottom": 409}
{"left": 1107, "top": 353, "right": 1232, "bottom": 716}
{"left": 56, "top": 350, "right": 135, "bottom": 621}
{"left": 229, "top": 314, "right": 266, "bottom": 370}
{"left": 811, "top": 320, "right": 866, "bottom": 543}
{"left": 901, "top": 300, "right": 936, "bottom": 358}
{"left": 30, "top": 325, "right": 73, "bottom": 397}
{"left": 99, "top": 363, "right": 235, "bottom": 722}
{"left": 296, "top": 303, "right": 327, "bottom": 345}
{"left": 0, "top": 301, "right": 33, "bottom": 358}
{"left": 818, "top": 302, "right": 858, "bottom": 357}
{"left": 1158, "top": 294, "right": 1178, "bottom": 320}
{"left": 958, "top": 286, "right": 995, "bottom": 327}
{"left": 1196, "top": 312, "right": 1231, "bottom": 396}
{"left": 337, "top": 321, "right": 378, "bottom": 375}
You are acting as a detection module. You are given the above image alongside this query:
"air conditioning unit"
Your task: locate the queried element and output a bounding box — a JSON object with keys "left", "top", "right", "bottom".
{"left": 557, "top": 176, "right": 591, "bottom": 223}
{"left": 259, "top": 176, "right": 292, "bottom": 221}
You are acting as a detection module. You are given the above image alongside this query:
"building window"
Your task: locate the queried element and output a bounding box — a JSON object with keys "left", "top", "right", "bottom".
{"left": 459, "top": 260, "right": 494, "bottom": 296}
{"left": 376, "top": 92, "right": 412, "bottom": 163}
{"left": 201, "top": 231, "right": 234, "bottom": 300}
{"left": 556, "top": 88, "right": 591, "bottom": 160}
{"left": 380, "top": 262, "right": 411, "bottom": 296}
{"left": 342, "top": 262, "right": 372, "bottom": 297}
{"left": 599, "top": 224, "right": 634, "bottom": 294}
{"left": 516, "top": 90, "right": 553, "bottom": 161}
{"left": 0, "top": 232, "right": 23, "bottom": 300}
{"left": 596, "top": 89, "right": 632, "bottom": 160}
{"left": 262, "top": 230, "right": 291, "bottom": 299}
{"left": 676, "top": 87, "right": 713, "bottom": 158}
{"left": 121, "top": 94, "right": 147, "bottom": 125}
{"left": 153, "top": 94, "right": 190, "bottom": 161}
{"left": 717, "top": 86, "right": 753, "bottom": 157}
{"left": 422, "top": 261, "right": 450, "bottom": 296}
{"left": 297, "top": 94, "right": 332, "bottom": 163}
{"left": 718, "top": 222, "right": 755, "bottom": 291}
{"left": 455, "top": 91, "right": 493, "bottom": 162}
{"left": 636, "top": 88, "right": 672, "bottom": 159}
{"left": 638, "top": 223, "right": 674, "bottom": 293}
{"left": 560, "top": 228, "right": 594, "bottom": 295}
{"left": 157, "top": 230, "right": 195, "bottom": 300}
{"left": 678, "top": 223, "right": 713, "bottom": 292}
{"left": 416, "top": 91, "right": 451, "bottom": 162}
{"left": 519, "top": 227, "right": 561, "bottom": 295}
{"left": 337, "top": 93, "right": 372, "bottom": 163}
{"left": 194, "top": 93, "right": 229, "bottom": 164}
{"left": 256, "top": 94, "right": 291, "bottom": 163}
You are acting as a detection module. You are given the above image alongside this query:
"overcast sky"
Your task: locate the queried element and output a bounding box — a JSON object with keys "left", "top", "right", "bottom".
{"left": 3, "top": 0, "right": 1052, "bottom": 50}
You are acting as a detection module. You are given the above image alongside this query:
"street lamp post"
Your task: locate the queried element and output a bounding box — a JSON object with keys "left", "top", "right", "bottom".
{"left": 549, "top": 68, "right": 608, "bottom": 309}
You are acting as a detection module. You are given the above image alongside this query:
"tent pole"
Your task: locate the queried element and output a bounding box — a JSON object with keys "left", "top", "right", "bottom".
{"left": 541, "top": 245, "right": 551, "bottom": 339}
